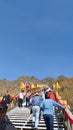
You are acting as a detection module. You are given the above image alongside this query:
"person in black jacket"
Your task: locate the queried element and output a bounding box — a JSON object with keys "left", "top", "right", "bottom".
{"left": 2, "top": 90, "right": 11, "bottom": 112}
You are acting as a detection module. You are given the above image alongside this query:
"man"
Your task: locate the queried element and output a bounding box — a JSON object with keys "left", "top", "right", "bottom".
{"left": 31, "top": 92, "right": 43, "bottom": 130}
{"left": 40, "top": 92, "right": 65, "bottom": 130}
{"left": 2, "top": 90, "right": 11, "bottom": 112}
{"left": 18, "top": 89, "right": 25, "bottom": 107}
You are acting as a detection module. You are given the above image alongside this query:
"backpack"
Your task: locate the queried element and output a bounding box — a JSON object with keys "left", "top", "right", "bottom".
{"left": 0, "top": 115, "right": 16, "bottom": 130}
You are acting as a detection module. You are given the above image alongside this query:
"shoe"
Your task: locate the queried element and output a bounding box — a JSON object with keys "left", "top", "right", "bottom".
{"left": 34, "top": 128, "right": 38, "bottom": 130}
{"left": 31, "top": 122, "right": 35, "bottom": 128}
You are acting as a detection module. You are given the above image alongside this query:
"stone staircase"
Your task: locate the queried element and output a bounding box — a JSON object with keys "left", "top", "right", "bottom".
{"left": 7, "top": 105, "right": 66, "bottom": 130}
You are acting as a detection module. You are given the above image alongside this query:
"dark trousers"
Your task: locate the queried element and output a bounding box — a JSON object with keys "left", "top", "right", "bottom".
{"left": 18, "top": 98, "right": 23, "bottom": 107}
{"left": 43, "top": 114, "right": 53, "bottom": 130}
{"left": 26, "top": 98, "right": 30, "bottom": 107}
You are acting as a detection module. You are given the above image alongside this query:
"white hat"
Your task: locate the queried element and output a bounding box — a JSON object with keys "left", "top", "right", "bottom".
{"left": 45, "top": 87, "right": 53, "bottom": 93}
{"left": 34, "top": 92, "right": 39, "bottom": 95}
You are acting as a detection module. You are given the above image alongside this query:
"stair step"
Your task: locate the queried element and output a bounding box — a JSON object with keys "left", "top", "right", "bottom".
{"left": 7, "top": 103, "right": 65, "bottom": 130}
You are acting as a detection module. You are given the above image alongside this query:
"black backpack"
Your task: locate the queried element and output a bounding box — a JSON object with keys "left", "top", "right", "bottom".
{"left": 0, "top": 115, "right": 16, "bottom": 130}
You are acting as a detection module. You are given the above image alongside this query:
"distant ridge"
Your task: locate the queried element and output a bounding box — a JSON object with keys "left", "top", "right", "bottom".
{"left": 0, "top": 75, "right": 73, "bottom": 112}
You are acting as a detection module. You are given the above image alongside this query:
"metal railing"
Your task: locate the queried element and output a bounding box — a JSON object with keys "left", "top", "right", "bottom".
{"left": 64, "top": 107, "right": 73, "bottom": 130}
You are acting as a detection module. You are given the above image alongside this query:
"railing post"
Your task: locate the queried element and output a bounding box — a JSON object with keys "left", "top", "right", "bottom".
{"left": 67, "top": 119, "right": 72, "bottom": 130}
{"left": 71, "top": 124, "right": 73, "bottom": 130}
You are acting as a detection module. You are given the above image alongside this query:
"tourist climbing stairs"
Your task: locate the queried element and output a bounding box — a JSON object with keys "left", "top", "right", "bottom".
{"left": 7, "top": 105, "right": 66, "bottom": 130}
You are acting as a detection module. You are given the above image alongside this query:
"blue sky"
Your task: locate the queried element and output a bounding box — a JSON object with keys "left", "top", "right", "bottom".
{"left": 0, "top": 0, "right": 73, "bottom": 81}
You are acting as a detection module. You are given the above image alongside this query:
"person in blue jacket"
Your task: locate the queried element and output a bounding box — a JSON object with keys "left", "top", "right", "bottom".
{"left": 40, "top": 92, "right": 65, "bottom": 130}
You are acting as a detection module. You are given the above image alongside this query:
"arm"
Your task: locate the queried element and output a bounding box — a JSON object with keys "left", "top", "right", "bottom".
{"left": 53, "top": 100, "right": 65, "bottom": 109}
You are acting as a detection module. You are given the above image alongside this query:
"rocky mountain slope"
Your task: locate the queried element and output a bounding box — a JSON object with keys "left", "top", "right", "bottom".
{"left": 0, "top": 75, "right": 73, "bottom": 112}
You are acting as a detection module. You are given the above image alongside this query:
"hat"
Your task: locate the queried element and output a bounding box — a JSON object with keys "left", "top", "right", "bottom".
{"left": 34, "top": 92, "right": 39, "bottom": 96}
{"left": 45, "top": 87, "right": 53, "bottom": 93}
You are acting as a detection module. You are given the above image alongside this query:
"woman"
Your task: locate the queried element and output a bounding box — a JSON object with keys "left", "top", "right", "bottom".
{"left": 40, "top": 92, "right": 65, "bottom": 130}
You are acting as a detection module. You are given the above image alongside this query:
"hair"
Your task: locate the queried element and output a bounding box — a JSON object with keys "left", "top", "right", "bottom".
{"left": 45, "top": 92, "right": 50, "bottom": 99}
{"left": 21, "top": 89, "right": 24, "bottom": 92}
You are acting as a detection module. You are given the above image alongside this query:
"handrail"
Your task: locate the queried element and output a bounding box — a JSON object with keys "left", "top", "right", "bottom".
{"left": 56, "top": 97, "right": 73, "bottom": 130}
{"left": 57, "top": 98, "right": 73, "bottom": 124}
{"left": 65, "top": 107, "right": 73, "bottom": 124}
{"left": 64, "top": 108, "right": 73, "bottom": 130}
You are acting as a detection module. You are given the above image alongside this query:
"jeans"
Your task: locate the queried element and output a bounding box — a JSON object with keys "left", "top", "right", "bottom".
{"left": 32, "top": 106, "right": 40, "bottom": 129}
{"left": 43, "top": 114, "right": 53, "bottom": 130}
{"left": 26, "top": 98, "right": 30, "bottom": 107}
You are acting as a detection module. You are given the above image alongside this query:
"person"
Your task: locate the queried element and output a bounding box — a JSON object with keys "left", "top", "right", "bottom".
{"left": 25, "top": 91, "right": 31, "bottom": 107}
{"left": 40, "top": 92, "right": 65, "bottom": 130}
{"left": 31, "top": 92, "right": 43, "bottom": 130}
{"left": 2, "top": 90, "right": 12, "bottom": 112}
{"left": 39, "top": 89, "right": 45, "bottom": 120}
{"left": 40, "top": 89, "right": 45, "bottom": 100}
{"left": 18, "top": 89, "right": 25, "bottom": 107}
{"left": 45, "top": 88, "right": 56, "bottom": 100}
{"left": 0, "top": 104, "right": 16, "bottom": 130}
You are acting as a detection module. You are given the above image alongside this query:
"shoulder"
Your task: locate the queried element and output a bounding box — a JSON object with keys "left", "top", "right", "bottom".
{"left": 4, "top": 115, "right": 16, "bottom": 130}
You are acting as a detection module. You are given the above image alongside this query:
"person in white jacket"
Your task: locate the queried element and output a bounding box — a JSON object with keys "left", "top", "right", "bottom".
{"left": 18, "top": 89, "right": 25, "bottom": 107}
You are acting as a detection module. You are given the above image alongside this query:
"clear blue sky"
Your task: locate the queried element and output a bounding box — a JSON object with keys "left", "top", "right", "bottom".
{"left": 0, "top": 0, "right": 73, "bottom": 81}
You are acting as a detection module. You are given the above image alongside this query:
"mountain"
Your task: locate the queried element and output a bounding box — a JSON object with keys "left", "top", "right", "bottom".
{"left": 0, "top": 75, "right": 73, "bottom": 113}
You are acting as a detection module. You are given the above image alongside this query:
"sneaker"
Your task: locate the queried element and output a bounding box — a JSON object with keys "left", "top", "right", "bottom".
{"left": 31, "top": 122, "right": 35, "bottom": 128}
{"left": 34, "top": 128, "right": 38, "bottom": 130}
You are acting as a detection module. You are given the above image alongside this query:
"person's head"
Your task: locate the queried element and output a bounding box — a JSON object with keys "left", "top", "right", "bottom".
{"left": 45, "top": 87, "right": 52, "bottom": 93}
{"left": 3, "top": 90, "right": 8, "bottom": 95}
{"left": 34, "top": 92, "right": 39, "bottom": 96}
{"left": 21, "top": 89, "right": 24, "bottom": 92}
{"left": 45, "top": 92, "right": 50, "bottom": 99}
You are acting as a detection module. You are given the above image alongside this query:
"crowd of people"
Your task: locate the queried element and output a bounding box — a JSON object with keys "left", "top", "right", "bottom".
{"left": 30, "top": 88, "right": 65, "bottom": 130}
{"left": 0, "top": 87, "right": 66, "bottom": 130}
{"left": 17, "top": 87, "right": 66, "bottom": 130}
